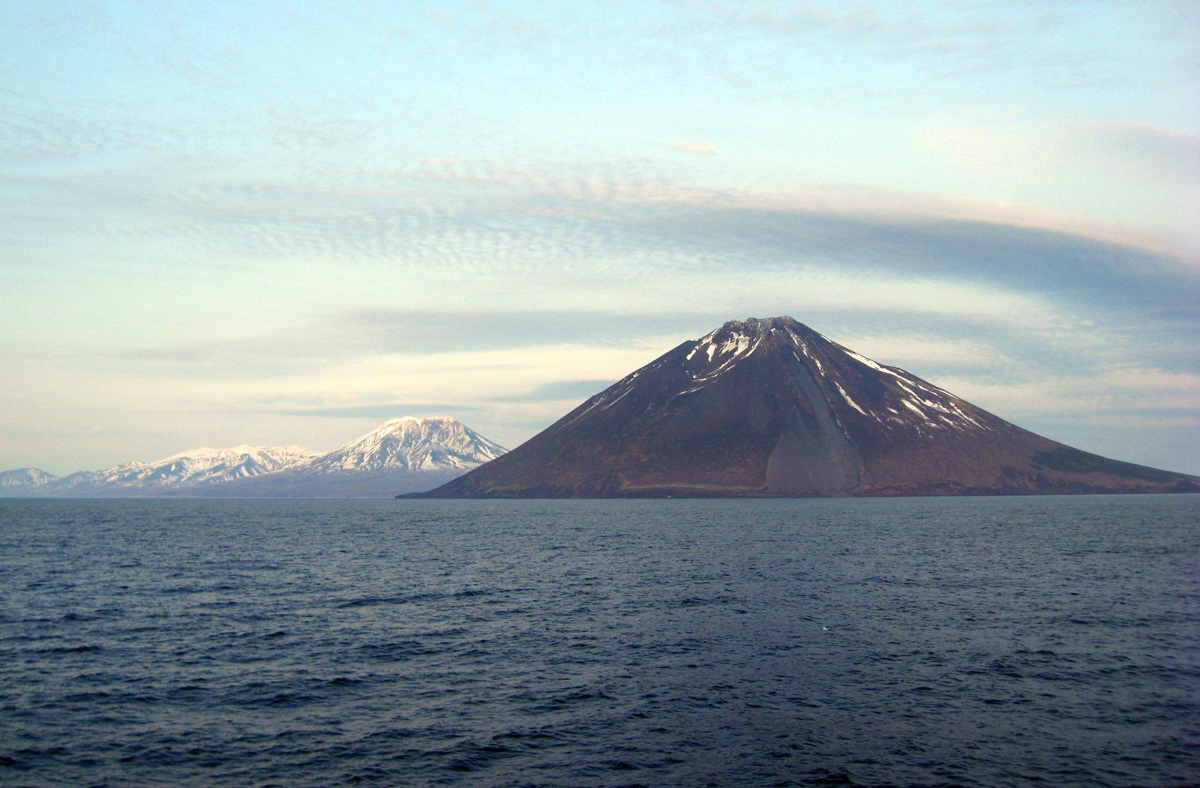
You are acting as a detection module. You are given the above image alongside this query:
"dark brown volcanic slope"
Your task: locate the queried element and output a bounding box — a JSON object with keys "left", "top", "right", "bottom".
{"left": 411, "top": 317, "right": 1200, "bottom": 498}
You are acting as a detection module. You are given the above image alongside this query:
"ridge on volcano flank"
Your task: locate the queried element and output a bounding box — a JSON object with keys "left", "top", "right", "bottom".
{"left": 411, "top": 316, "right": 1200, "bottom": 498}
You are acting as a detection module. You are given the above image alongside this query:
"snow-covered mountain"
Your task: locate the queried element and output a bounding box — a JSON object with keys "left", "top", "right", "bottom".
{"left": 38, "top": 445, "right": 321, "bottom": 496}
{"left": 0, "top": 417, "right": 506, "bottom": 498}
{"left": 0, "top": 468, "right": 59, "bottom": 492}
{"left": 306, "top": 416, "right": 506, "bottom": 474}
{"left": 212, "top": 417, "right": 508, "bottom": 498}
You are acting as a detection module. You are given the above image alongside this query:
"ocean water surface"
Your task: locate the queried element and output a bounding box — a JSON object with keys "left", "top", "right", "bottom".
{"left": 0, "top": 496, "right": 1197, "bottom": 787}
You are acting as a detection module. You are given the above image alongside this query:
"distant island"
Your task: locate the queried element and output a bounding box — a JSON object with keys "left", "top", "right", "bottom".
{"left": 410, "top": 316, "right": 1200, "bottom": 498}
{"left": 0, "top": 417, "right": 505, "bottom": 499}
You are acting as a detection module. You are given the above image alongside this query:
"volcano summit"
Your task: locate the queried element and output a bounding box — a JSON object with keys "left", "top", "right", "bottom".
{"left": 413, "top": 317, "right": 1199, "bottom": 498}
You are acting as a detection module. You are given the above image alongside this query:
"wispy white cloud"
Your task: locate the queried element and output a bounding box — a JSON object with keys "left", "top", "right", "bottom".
{"left": 1084, "top": 121, "right": 1200, "bottom": 179}
{"left": 909, "top": 110, "right": 1200, "bottom": 246}
{"left": 487, "top": 379, "right": 616, "bottom": 403}
{"left": 672, "top": 140, "right": 717, "bottom": 155}
{"left": 270, "top": 402, "right": 487, "bottom": 419}
{"left": 913, "top": 112, "right": 1200, "bottom": 179}
{"left": 654, "top": 0, "right": 1174, "bottom": 96}
{"left": 422, "top": 1, "right": 551, "bottom": 45}
{"left": 12, "top": 146, "right": 1195, "bottom": 378}
{"left": 111, "top": 310, "right": 709, "bottom": 378}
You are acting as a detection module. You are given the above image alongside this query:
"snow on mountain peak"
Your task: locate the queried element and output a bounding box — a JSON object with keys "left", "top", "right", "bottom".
{"left": 584, "top": 316, "right": 998, "bottom": 438}
{"left": 306, "top": 416, "right": 508, "bottom": 474}
{"left": 69, "top": 444, "right": 324, "bottom": 489}
{"left": 157, "top": 444, "right": 319, "bottom": 468}
{"left": 0, "top": 418, "right": 509, "bottom": 497}
{"left": 0, "top": 468, "right": 59, "bottom": 489}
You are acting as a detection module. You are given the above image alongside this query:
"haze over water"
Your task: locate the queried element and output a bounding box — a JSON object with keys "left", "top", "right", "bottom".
{"left": 1, "top": 496, "right": 1197, "bottom": 787}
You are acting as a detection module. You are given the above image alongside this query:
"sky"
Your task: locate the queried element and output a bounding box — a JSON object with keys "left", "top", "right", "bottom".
{"left": 2, "top": 0, "right": 1198, "bottom": 476}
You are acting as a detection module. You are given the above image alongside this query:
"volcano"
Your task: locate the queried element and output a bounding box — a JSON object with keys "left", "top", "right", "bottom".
{"left": 410, "top": 317, "right": 1199, "bottom": 498}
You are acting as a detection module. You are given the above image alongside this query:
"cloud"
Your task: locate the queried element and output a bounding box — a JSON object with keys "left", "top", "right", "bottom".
{"left": 672, "top": 140, "right": 717, "bottom": 155}
{"left": 1085, "top": 121, "right": 1200, "bottom": 179}
{"left": 422, "top": 1, "right": 550, "bottom": 45}
{"left": 489, "top": 379, "right": 615, "bottom": 403}
{"left": 634, "top": 204, "right": 1200, "bottom": 333}
{"left": 202, "top": 170, "right": 1200, "bottom": 333}
{"left": 113, "top": 310, "right": 709, "bottom": 378}
{"left": 652, "top": 0, "right": 1158, "bottom": 95}
{"left": 87, "top": 164, "right": 1198, "bottom": 384}
{"left": 7, "top": 126, "right": 1193, "bottom": 397}
{"left": 269, "top": 402, "right": 485, "bottom": 419}
{"left": 915, "top": 113, "right": 1200, "bottom": 182}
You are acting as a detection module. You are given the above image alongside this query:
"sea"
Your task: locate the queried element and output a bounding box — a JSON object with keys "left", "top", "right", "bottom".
{"left": 0, "top": 495, "right": 1197, "bottom": 788}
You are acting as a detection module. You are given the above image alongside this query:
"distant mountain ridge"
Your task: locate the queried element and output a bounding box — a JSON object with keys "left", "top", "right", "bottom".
{"left": 1, "top": 417, "right": 505, "bottom": 499}
{"left": 413, "top": 316, "right": 1200, "bottom": 498}
{"left": 0, "top": 468, "right": 58, "bottom": 491}
{"left": 56, "top": 445, "right": 321, "bottom": 495}
{"left": 214, "top": 417, "right": 509, "bottom": 498}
